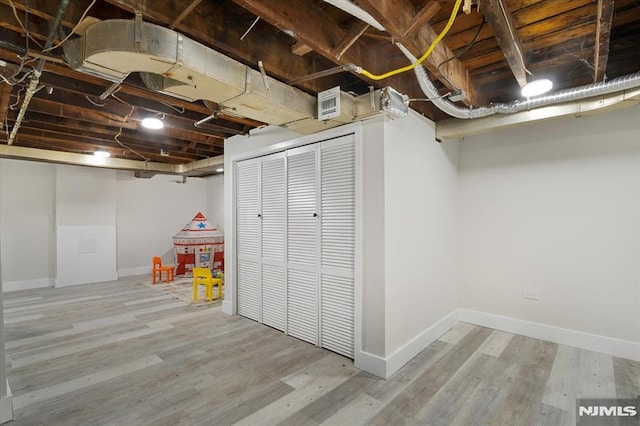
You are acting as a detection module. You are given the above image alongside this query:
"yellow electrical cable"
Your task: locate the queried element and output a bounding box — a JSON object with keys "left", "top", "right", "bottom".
{"left": 358, "top": 0, "right": 463, "bottom": 81}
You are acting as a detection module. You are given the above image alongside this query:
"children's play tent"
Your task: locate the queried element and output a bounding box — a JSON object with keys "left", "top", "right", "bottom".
{"left": 173, "top": 212, "right": 224, "bottom": 276}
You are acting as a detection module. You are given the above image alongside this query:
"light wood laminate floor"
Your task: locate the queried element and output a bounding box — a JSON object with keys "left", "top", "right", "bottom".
{"left": 4, "top": 277, "right": 639, "bottom": 425}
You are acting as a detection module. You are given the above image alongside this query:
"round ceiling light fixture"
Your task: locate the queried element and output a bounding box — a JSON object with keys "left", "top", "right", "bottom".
{"left": 94, "top": 150, "right": 111, "bottom": 158}
{"left": 216, "top": 168, "right": 224, "bottom": 173}
{"left": 521, "top": 78, "right": 553, "bottom": 98}
{"left": 141, "top": 117, "right": 164, "bottom": 129}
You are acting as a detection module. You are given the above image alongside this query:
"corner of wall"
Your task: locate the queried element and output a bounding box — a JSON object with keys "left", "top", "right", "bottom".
{"left": 0, "top": 382, "right": 13, "bottom": 424}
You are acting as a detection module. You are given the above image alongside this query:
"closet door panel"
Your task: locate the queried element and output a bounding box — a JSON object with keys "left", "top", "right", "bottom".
{"left": 260, "top": 153, "right": 286, "bottom": 331}
{"left": 286, "top": 146, "right": 318, "bottom": 344}
{"left": 319, "top": 137, "right": 355, "bottom": 357}
{"left": 236, "top": 159, "right": 260, "bottom": 321}
{"left": 320, "top": 274, "right": 354, "bottom": 358}
{"left": 287, "top": 269, "right": 317, "bottom": 344}
{"left": 287, "top": 149, "right": 317, "bottom": 267}
{"left": 261, "top": 264, "right": 285, "bottom": 331}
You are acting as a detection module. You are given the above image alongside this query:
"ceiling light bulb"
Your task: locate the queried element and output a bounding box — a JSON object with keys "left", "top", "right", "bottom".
{"left": 141, "top": 117, "right": 164, "bottom": 129}
{"left": 94, "top": 150, "right": 111, "bottom": 158}
{"left": 216, "top": 168, "right": 224, "bottom": 173}
{"left": 521, "top": 78, "right": 553, "bottom": 97}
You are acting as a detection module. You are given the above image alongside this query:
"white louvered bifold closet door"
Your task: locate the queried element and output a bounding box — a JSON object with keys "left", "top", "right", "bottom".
{"left": 236, "top": 158, "right": 261, "bottom": 322}
{"left": 260, "top": 153, "right": 286, "bottom": 332}
{"left": 319, "top": 136, "right": 356, "bottom": 358}
{"left": 286, "top": 146, "right": 318, "bottom": 345}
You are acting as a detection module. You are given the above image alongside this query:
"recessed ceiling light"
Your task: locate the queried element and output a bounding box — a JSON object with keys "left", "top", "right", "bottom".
{"left": 216, "top": 168, "right": 224, "bottom": 173}
{"left": 141, "top": 117, "right": 164, "bottom": 129}
{"left": 521, "top": 78, "right": 553, "bottom": 97}
{"left": 94, "top": 150, "right": 111, "bottom": 158}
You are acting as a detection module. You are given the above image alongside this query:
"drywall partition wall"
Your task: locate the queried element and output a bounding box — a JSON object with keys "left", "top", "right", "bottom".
{"left": 0, "top": 159, "right": 56, "bottom": 291}
{"left": 382, "top": 112, "right": 460, "bottom": 377}
{"left": 56, "top": 165, "right": 117, "bottom": 287}
{"left": 360, "top": 119, "right": 386, "bottom": 359}
{"left": 459, "top": 104, "right": 640, "bottom": 357}
{"left": 115, "top": 172, "right": 209, "bottom": 277}
{"left": 207, "top": 174, "right": 224, "bottom": 232}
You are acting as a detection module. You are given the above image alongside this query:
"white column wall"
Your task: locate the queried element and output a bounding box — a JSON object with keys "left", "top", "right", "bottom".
{"left": 360, "top": 119, "right": 387, "bottom": 358}
{"left": 459, "top": 105, "right": 640, "bottom": 346}
{"left": 382, "top": 112, "right": 460, "bottom": 375}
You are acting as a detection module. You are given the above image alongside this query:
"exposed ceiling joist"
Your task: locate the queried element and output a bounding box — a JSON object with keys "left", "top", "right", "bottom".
{"left": 354, "top": 0, "right": 485, "bottom": 106}
{"left": 480, "top": 0, "right": 528, "bottom": 87}
{"left": 170, "top": 0, "right": 202, "bottom": 29}
{"left": 402, "top": 1, "right": 441, "bottom": 39}
{"left": 230, "top": 0, "right": 442, "bottom": 118}
{"left": 594, "top": 0, "right": 616, "bottom": 82}
{"left": 332, "top": 21, "right": 369, "bottom": 61}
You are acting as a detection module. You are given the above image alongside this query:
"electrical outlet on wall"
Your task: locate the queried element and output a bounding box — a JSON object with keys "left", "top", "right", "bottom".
{"left": 523, "top": 290, "right": 539, "bottom": 301}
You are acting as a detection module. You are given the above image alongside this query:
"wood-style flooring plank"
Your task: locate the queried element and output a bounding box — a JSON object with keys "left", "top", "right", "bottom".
{"left": 4, "top": 277, "right": 638, "bottom": 426}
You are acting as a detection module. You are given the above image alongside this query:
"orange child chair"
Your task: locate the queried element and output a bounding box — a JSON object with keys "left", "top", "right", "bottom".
{"left": 152, "top": 256, "right": 175, "bottom": 284}
{"left": 192, "top": 267, "right": 223, "bottom": 302}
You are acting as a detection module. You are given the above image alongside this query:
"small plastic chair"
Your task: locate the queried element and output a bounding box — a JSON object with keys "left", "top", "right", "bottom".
{"left": 152, "top": 256, "right": 175, "bottom": 284}
{"left": 192, "top": 267, "right": 223, "bottom": 302}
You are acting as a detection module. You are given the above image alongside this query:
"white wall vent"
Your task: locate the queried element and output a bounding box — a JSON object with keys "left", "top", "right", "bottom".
{"left": 318, "top": 86, "right": 341, "bottom": 120}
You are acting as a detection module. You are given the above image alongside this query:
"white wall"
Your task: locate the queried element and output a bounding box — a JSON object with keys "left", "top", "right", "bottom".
{"left": 1, "top": 161, "right": 212, "bottom": 288}
{"left": 115, "top": 172, "right": 209, "bottom": 276}
{"left": 360, "top": 119, "right": 387, "bottom": 358}
{"left": 0, "top": 160, "right": 56, "bottom": 291}
{"left": 55, "top": 165, "right": 118, "bottom": 287}
{"left": 383, "top": 112, "right": 460, "bottom": 371}
{"left": 459, "top": 105, "right": 640, "bottom": 345}
{"left": 207, "top": 174, "right": 225, "bottom": 231}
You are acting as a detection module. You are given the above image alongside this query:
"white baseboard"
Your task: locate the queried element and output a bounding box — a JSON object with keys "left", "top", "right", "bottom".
{"left": 355, "top": 350, "right": 387, "bottom": 379}
{"left": 355, "top": 309, "right": 460, "bottom": 379}
{"left": 460, "top": 309, "right": 640, "bottom": 363}
{"left": 1, "top": 381, "right": 13, "bottom": 423}
{"left": 118, "top": 266, "right": 152, "bottom": 278}
{"left": 222, "top": 300, "right": 233, "bottom": 315}
{"left": 2, "top": 278, "right": 52, "bottom": 292}
{"left": 384, "top": 309, "right": 461, "bottom": 379}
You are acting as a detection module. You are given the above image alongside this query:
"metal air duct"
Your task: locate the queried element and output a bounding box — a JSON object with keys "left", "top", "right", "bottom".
{"left": 398, "top": 43, "right": 640, "bottom": 121}
{"left": 64, "top": 19, "right": 316, "bottom": 126}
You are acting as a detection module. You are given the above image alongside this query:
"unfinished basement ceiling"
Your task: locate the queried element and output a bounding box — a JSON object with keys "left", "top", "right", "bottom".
{"left": 1, "top": 0, "right": 639, "bottom": 171}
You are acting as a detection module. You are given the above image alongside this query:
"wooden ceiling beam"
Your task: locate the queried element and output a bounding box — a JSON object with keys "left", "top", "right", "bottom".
{"left": 15, "top": 94, "right": 226, "bottom": 145}
{"left": 480, "top": 0, "right": 528, "bottom": 87}
{"left": 15, "top": 126, "right": 210, "bottom": 161}
{"left": 332, "top": 22, "right": 369, "bottom": 61}
{"left": 17, "top": 112, "right": 223, "bottom": 149}
{"left": 231, "top": 0, "right": 442, "bottom": 118}
{"left": 13, "top": 133, "right": 202, "bottom": 163}
{"left": 402, "top": 1, "right": 441, "bottom": 39}
{"left": 594, "top": 0, "right": 615, "bottom": 82}
{"left": 169, "top": 0, "right": 202, "bottom": 29}
{"left": 35, "top": 74, "right": 247, "bottom": 136}
{"left": 354, "top": 0, "right": 486, "bottom": 106}
{"left": 0, "top": 83, "right": 12, "bottom": 128}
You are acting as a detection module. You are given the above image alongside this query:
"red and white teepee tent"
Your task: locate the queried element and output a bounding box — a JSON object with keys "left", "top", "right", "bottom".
{"left": 173, "top": 212, "right": 224, "bottom": 277}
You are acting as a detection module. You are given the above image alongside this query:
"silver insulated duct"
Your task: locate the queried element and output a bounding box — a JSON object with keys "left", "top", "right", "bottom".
{"left": 398, "top": 44, "right": 640, "bottom": 120}
{"left": 64, "top": 19, "right": 316, "bottom": 126}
